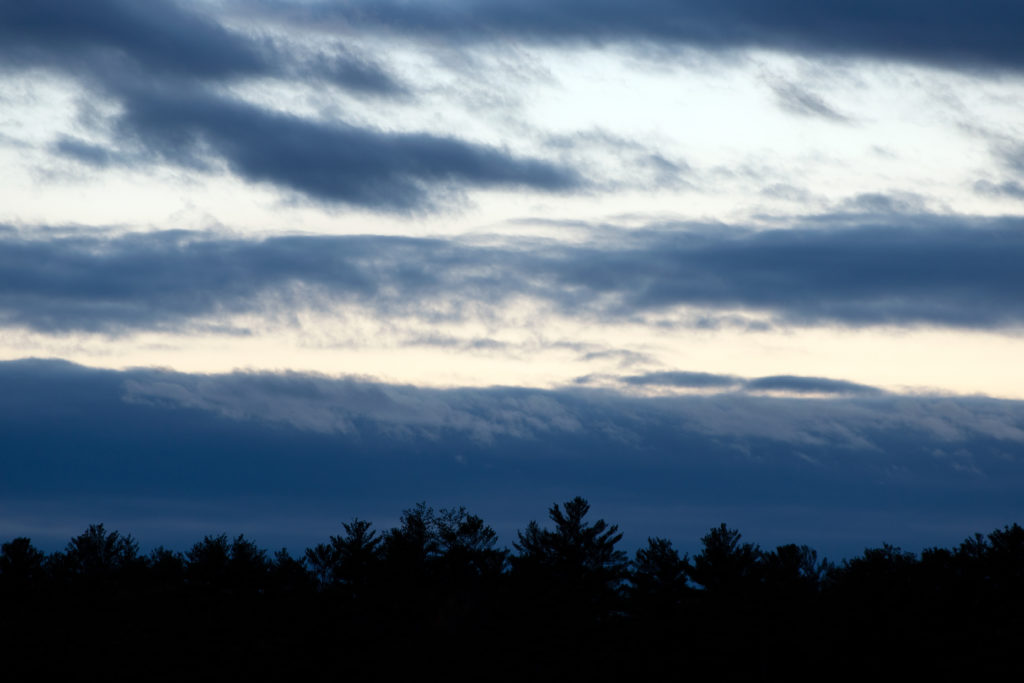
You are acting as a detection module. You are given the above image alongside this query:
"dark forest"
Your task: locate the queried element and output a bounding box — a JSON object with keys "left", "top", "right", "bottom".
{"left": 3, "top": 497, "right": 1022, "bottom": 679}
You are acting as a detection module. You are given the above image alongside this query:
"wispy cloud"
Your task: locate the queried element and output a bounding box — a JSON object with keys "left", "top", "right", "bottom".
{"left": 975, "top": 179, "right": 1024, "bottom": 200}
{"left": 768, "top": 80, "right": 850, "bottom": 123}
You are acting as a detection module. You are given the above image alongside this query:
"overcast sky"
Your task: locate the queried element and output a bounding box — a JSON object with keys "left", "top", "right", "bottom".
{"left": 3, "top": 1, "right": 1024, "bottom": 555}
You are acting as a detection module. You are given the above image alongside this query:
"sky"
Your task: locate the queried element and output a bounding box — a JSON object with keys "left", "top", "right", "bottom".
{"left": 2, "top": 0, "right": 1024, "bottom": 557}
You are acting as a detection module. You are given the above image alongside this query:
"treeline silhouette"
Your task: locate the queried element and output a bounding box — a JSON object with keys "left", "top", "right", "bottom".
{"left": 2, "top": 497, "right": 1023, "bottom": 678}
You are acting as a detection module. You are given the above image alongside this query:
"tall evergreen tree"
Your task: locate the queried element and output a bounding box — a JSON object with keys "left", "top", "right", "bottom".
{"left": 513, "top": 497, "right": 628, "bottom": 618}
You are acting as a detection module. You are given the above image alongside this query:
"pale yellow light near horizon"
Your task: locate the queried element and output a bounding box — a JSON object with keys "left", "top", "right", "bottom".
{"left": 3, "top": 306, "right": 1024, "bottom": 399}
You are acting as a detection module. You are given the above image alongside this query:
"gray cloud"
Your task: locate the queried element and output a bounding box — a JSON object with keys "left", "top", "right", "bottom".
{"left": 545, "top": 214, "right": 1024, "bottom": 329}
{"left": 3, "top": 0, "right": 582, "bottom": 210}
{"left": 975, "top": 179, "right": 1024, "bottom": 200}
{"left": 0, "top": 0, "right": 403, "bottom": 94}
{"left": 760, "top": 184, "right": 815, "bottom": 203}
{"left": 575, "top": 348, "right": 654, "bottom": 367}
{"left": 768, "top": 81, "right": 850, "bottom": 123}
{"left": 42, "top": 79, "right": 580, "bottom": 211}
{"left": 832, "top": 192, "right": 930, "bottom": 215}
{"left": 995, "top": 141, "right": 1024, "bottom": 175}
{"left": 5, "top": 211, "right": 1024, "bottom": 333}
{"left": 622, "top": 371, "right": 742, "bottom": 389}
{"left": 0, "top": 230, "right": 455, "bottom": 332}
{"left": 4, "top": 359, "right": 1024, "bottom": 555}
{"left": 111, "top": 365, "right": 1013, "bottom": 448}
{"left": 53, "top": 136, "right": 120, "bottom": 168}
{"left": 5, "top": 359, "right": 1020, "bottom": 463}
{"left": 543, "top": 129, "right": 691, "bottom": 191}
{"left": 0, "top": 0, "right": 266, "bottom": 79}
{"left": 275, "top": 0, "right": 1024, "bottom": 73}
{"left": 97, "top": 83, "right": 580, "bottom": 210}
{"left": 621, "top": 371, "right": 882, "bottom": 396}
{"left": 744, "top": 375, "right": 883, "bottom": 396}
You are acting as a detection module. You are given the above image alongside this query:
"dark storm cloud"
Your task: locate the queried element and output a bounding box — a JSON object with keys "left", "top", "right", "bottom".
{"left": 3, "top": 359, "right": 1024, "bottom": 556}
{"left": 5, "top": 212, "right": 1024, "bottom": 333}
{"left": 281, "top": 0, "right": 1024, "bottom": 73}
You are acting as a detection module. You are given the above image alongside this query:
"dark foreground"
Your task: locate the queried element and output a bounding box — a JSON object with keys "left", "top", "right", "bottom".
{"left": 2, "top": 498, "right": 1022, "bottom": 679}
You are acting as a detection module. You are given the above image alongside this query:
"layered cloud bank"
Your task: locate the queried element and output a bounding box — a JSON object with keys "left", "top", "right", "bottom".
{"left": 4, "top": 213, "right": 1024, "bottom": 334}
{"left": 4, "top": 360, "right": 1024, "bottom": 557}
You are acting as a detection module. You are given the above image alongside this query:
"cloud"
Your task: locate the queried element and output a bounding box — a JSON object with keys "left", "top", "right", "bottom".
{"left": 975, "top": 179, "right": 1024, "bottom": 199}
{"left": 3, "top": 0, "right": 583, "bottom": 210}
{"left": 760, "top": 184, "right": 814, "bottom": 202}
{"left": 5, "top": 211, "right": 1024, "bottom": 333}
{"left": 93, "top": 83, "right": 581, "bottom": 210}
{"left": 744, "top": 375, "right": 883, "bottom": 396}
{"left": 542, "top": 129, "right": 691, "bottom": 191}
{"left": 0, "top": 0, "right": 266, "bottom": 79}
{"left": 0, "top": 0, "right": 403, "bottom": 94}
{"left": 277, "top": 0, "right": 1024, "bottom": 73}
{"left": 294, "top": 46, "right": 408, "bottom": 95}
{"left": 621, "top": 371, "right": 882, "bottom": 396}
{"left": 622, "top": 371, "right": 741, "bottom": 389}
{"left": 994, "top": 141, "right": 1024, "bottom": 175}
{"left": 113, "top": 365, "right": 1020, "bottom": 449}
{"left": 0, "top": 230, "right": 448, "bottom": 333}
{"left": 768, "top": 81, "right": 850, "bottom": 122}
{"left": 3, "top": 359, "right": 1024, "bottom": 556}
{"left": 832, "top": 192, "right": 930, "bottom": 215}
{"left": 52, "top": 136, "right": 120, "bottom": 167}
{"left": 50, "top": 81, "right": 580, "bottom": 210}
